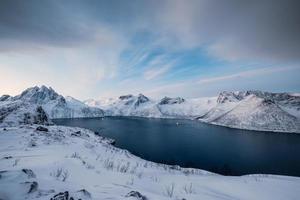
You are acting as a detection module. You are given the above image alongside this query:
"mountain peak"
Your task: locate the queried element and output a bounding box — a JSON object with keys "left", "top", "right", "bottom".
{"left": 14, "top": 85, "right": 62, "bottom": 104}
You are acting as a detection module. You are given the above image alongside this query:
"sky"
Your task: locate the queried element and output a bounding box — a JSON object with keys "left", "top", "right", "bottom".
{"left": 0, "top": 0, "right": 300, "bottom": 100}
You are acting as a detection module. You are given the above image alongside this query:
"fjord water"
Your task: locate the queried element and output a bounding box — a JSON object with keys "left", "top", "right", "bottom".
{"left": 54, "top": 117, "right": 300, "bottom": 176}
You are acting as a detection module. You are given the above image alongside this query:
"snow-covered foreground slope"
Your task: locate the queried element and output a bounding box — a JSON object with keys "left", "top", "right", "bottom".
{"left": 0, "top": 86, "right": 104, "bottom": 127}
{"left": 86, "top": 91, "right": 300, "bottom": 133}
{"left": 1, "top": 125, "right": 299, "bottom": 200}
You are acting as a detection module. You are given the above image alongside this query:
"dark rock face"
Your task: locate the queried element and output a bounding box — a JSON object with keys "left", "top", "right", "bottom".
{"left": 23, "top": 106, "right": 50, "bottom": 125}
{"left": 134, "top": 94, "right": 149, "bottom": 107}
{"left": 34, "top": 106, "right": 49, "bottom": 124}
{"left": 26, "top": 181, "right": 38, "bottom": 193}
{"left": 22, "top": 169, "right": 36, "bottom": 178}
{"left": 50, "top": 191, "right": 70, "bottom": 200}
{"left": 159, "top": 97, "right": 185, "bottom": 105}
{"left": 71, "top": 131, "right": 81, "bottom": 137}
{"left": 119, "top": 94, "right": 133, "bottom": 100}
{"left": 36, "top": 126, "right": 48, "bottom": 132}
{"left": 125, "top": 191, "right": 148, "bottom": 200}
{"left": 0, "top": 94, "right": 11, "bottom": 101}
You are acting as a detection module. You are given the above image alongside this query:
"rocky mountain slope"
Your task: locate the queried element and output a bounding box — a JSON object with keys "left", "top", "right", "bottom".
{"left": 197, "top": 91, "right": 300, "bottom": 133}
{"left": 86, "top": 91, "right": 300, "bottom": 133}
{"left": 1, "top": 125, "right": 299, "bottom": 200}
{"left": 0, "top": 86, "right": 104, "bottom": 127}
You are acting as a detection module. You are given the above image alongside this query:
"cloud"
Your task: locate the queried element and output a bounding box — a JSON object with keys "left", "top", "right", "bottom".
{"left": 144, "top": 64, "right": 172, "bottom": 80}
{"left": 0, "top": 0, "right": 299, "bottom": 99}
{"left": 158, "top": 0, "right": 300, "bottom": 62}
{"left": 143, "top": 55, "right": 178, "bottom": 80}
{"left": 144, "top": 65, "right": 300, "bottom": 97}
{"left": 197, "top": 65, "right": 300, "bottom": 84}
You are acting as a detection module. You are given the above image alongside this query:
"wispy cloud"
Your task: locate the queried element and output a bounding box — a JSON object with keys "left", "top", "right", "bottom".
{"left": 144, "top": 65, "right": 300, "bottom": 97}
{"left": 143, "top": 55, "right": 178, "bottom": 80}
{"left": 197, "top": 65, "right": 300, "bottom": 84}
{"left": 144, "top": 63, "right": 173, "bottom": 80}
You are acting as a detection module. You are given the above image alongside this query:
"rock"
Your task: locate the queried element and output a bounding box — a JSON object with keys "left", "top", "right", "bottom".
{"left": 119, "top": 94, "right": 133, "bottom": 100}
{"left": 22, "top": 169, "right": 36, "bottom": 178}
{"left": 0, "top": 94, "right": 11, "bottom": 101}
{"left": 77, "top": 189, "right": 91, "bottom": 198}
{"left": 71, "top": 131, "right": 81, "bottom": 137}
{"left": 36, "top": 126, "right": 48, "bottom": 132}
{"left": 50, "top": 191, "right": 70, "bottom": 200}
{"left": 25, "top": 181, "right": 38, "bottom": 193}
{"left": 3, "top": 156, "right": 13, "bottom": 159}
{"left": 159, "top": 97, "right": 185, "bottom": 105}
{"left": 134, "top": 94, "right": 149, "bottom": 107}
{"left": 125, "top": 191, "right": 148, "bottom": 200}
{"left": 110, "top": 139, "right": 116, "bottom": 145}
{"left": 34, "top": 106, "right": 49, "bottom": 124}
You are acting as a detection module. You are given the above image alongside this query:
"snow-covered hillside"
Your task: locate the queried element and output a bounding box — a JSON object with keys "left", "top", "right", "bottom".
{"left": 197, "top": 91, "right": 300, "bottom": 133}
{"left": 0, "top": 86, "right": 104, "bottom": 127}
{"left": 1, "top": 125, "right": 299, "bottom": 200}
{"left": 85, "top": 94, "right": 217, "bottom": 119}
{"left": 85, "top": 91, "right": 300, "bottom": 133}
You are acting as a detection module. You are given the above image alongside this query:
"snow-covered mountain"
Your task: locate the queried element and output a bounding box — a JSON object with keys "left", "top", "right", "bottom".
{"left": 85, "top": 94, "right": 217, "bottom": 118}
{"left": 197, "top": 91, "right": 300, "bottom": 133}
{"left": 2, "top": 86, "right": 299, "bottom": 132}
{"left": 85, "top": 91, "right": 300, "bottom": 133}
{"left": 0, "top": 86, "right": 104, "bottom": 127}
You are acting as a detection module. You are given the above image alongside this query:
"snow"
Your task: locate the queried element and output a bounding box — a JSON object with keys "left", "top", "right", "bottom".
{"left": 0, "top": 86, "right": 104, "bottom": 127}
{"left": 85, "top": 92, "right": 300, "bottom": 133}
{"left": 1, "top": 86, "right": 300, "bottom": 199}
{"left": 1, "top": 125, "right": 299, "bottom": 200}
{"left": 86, "top": 95, "right": 217, "bottom": 119}
{"left": 198, "top": 93, "right": 300, "bottom": 133}
{"left": 1, "top": 86, "right": 299, "bottom": 132}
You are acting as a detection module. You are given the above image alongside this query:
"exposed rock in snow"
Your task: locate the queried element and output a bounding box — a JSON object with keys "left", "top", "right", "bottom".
{"left": 0, "top": 94, "right": 11, "bottom": 101}
{"left": 134, "top": 94, "right": 150, "bottom": 107}
{"left": 0, "top": 101, "right": 51, "bottom": 127}
{"left": 1, "top": 125, "right": 299, "bottom": 200}
{"left": 159, "top": 97, "right": 185, "bottom": 105}
{"left": 119, "top": 94, "right": 134, "bottom": 100}
{"left": 0, "top": 86, "right": 104, "bottom": 127}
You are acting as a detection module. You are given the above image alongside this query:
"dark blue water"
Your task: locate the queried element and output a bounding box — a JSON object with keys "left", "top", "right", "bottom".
{"left": 54, "top": 117, "right": 300, "bottom": 176}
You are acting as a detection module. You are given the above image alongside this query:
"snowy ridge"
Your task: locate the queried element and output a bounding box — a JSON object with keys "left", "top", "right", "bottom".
{"left": 198, "top": 91, "right": 300, "bottom": 133}
{"left": 86, "top": 94, "right": 217, "bottom": 119}
{"left": 86, "top": 91, "right": 300, "bottom": 133}
{"left": 1, "top": 125, "right": 299, "bottom": 200}
{"left": 0, "top": 86, "right": 104, "bottom": 127}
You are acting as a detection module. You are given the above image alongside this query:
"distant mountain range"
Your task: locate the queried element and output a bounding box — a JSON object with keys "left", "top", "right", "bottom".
{"left": 1, "top": 86, "right": 299, "bottom": 133}
{"left": 85, "top": 91, "right": 300, "bottom": 133}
